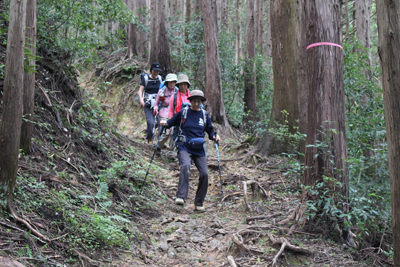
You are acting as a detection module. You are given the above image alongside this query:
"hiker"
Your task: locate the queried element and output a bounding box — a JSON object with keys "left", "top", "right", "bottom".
{"left": 161, "top": 90, "right": 221, "bottom": 211}
{"left": 153, "top": 73, "right": 178, "bottom": 155}
{"left": 168, "top": 74, "right": 191, "bottom": 143}
{"left": 138, "top": 62, "right": 163, "bottom": 144}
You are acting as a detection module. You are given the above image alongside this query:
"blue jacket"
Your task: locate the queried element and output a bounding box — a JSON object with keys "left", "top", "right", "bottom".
{"left": 166, "top": 108, "right": 215, "bottom": 156}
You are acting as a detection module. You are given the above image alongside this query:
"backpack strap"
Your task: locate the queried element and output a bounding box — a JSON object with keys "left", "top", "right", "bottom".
{"left": 144, "top": 74, "right": 162, "bottom": 88}
{"left": 143, "top": 74, "right": 149, "bottom": 88}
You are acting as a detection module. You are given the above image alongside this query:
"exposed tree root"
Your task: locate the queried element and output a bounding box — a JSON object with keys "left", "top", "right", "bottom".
{"left": 227, "top": 255, "right": 238, "bottom": 267}
{"left": 242, "top": 180, "right": 269, "bottom": 211}
{"left": 267, "top": 233, "right": 313, "bottom": 266}
{"left": 8, "top": 203, "right": 50, "bottom": 243}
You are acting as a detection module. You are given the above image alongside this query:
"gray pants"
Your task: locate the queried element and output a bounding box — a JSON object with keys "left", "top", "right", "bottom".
{"left": 177, "top": 150, "right": 208, "bottom": 206}
{"left": 144, "top": 104, "right": 155, "bottom": 140}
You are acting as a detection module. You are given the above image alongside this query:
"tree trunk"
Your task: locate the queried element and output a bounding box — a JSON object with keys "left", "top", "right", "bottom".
{"left": 243, "top": 0, "right": 257, "bottom": 128}
{"left": 202, "top": 0, "right": 230, "bottom": 126}
{"left": 137, "top": 0, "right": 147, "bottom": 58}
{"left": 257, "top": 0, "right": 265, "bottom": 54}
{"left": 296, "top": 0, "right": 308, "bottom": 157}
{"left": 0, "top": 0, "right": 27, "bottom": 212}
{"left": 376, "top": 1, "right": 400, "bottom": 265}
{"left": 148, "top": 0, "right": 158, "bottom": 66}
{"left": 253, "top": 0, "right": 299, "bottom": 156}
{"left": 235, "top": 0, "right": 242, "bottom": 65}
{"left": 303, "top": 0, "right": 348, "bottom": 211}
{"left": 158, "top": 0, "right": 171, "bottom": 76}
{"left": 194, "top": 0, "right": 202, "bottom": 18}
{"left": 265, "top": 0, "right": 272, "bottom": 61}
{"left": 20, "top": 0, "right": 37, "bottom": 154}
{"left": 355, "top": 0, "right": 372, "bottom": 65}
{"left": 185, "top": 0, "right": 192, "bottom": 43}
{"left": 126, "top": 0, "right": 138, "bottom": 58}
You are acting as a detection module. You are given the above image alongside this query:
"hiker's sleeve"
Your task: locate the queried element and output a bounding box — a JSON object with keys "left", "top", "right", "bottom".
{"left": 168, "top": 95, "right": 174, "bottom": 118}
{"left": 166, "top": 110, "right": 181, "bottom": 128}
{"left": 140, "top": 76, "right": 145, "bottom": 86}
{"left": 205, "top": 114, "right": 215, "bottom": 140}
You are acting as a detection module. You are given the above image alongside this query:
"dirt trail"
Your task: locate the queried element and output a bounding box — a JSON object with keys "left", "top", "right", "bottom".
{"left": 78, "top": 70, "right": 368, "bottom": 267}
{"left": 111, "top": 139, "right": 366, "bottom": 267}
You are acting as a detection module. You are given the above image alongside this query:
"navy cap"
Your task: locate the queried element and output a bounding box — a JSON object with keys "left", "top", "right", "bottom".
{"left": 150, "top": 62, "right": 161, "bottom": 71}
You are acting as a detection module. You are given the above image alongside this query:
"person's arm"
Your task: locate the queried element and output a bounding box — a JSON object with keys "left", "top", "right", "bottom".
{"left": 161, "top": 110, "right": 181, "bottom": 128}
{"left": 153, "top": 90, "right": 161, "bottom": 114}
{"left": 168, "top": 93, "right": 175, "bottom": 118}
{"left": 138, "top": 85, "right": 145, "bottom": 107}
{"left": 205, "top": 114, "right": 220, "bottom": 141}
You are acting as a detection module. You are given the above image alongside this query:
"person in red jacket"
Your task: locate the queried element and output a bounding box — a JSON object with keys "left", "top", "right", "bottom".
{"left": 168, "top": 74, "right": 191, "bottom": 144}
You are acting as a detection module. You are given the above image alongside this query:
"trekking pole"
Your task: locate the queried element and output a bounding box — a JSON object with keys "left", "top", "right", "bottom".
{"left": 140, "top": 126, "right": 165, "bottom": 194}
{"left": 215, "top": 137, "right": 224, "bottom": 195}
{"left": 149, "top": 114, "right": 158, "bottom": 153}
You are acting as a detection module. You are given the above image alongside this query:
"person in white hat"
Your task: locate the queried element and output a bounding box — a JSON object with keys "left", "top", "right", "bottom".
{"left": 161, "top": 90, "right": 221, "bottom": 212}
{"left": 153, "top": 73, "right": 178, "bottom": 154}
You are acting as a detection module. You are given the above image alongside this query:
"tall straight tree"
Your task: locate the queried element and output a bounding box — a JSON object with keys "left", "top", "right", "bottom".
{"left": 126, "top": 0, "right": 138, "bottom": 59}
{"left": 148, "top": 0, "right": 158, "bottom": 65}
{"left": 158, "top": 0, "right": 171, "bottom": 76}
{"left": 137, "top": 0, "right": 147, "bottom": 58}
{"left": 376, "top": 0, "right": 400, "bottom": 264}
{"left": 202, "top": 0, "right": 229, "bottom": 126}
{"left": 0, "top": 0, "right": 28, "bottom": 212}
{"left": 355, "top": 0, "right": 372, "bottom": 70}
{"left": 234, "top": 0, "right": 242, "bottom": 64}
{"left": 253, "top": 0, "right": 301, "bottom": 156}
{"left": 242, "top": 0, "right": 257, "bottom": 128}
{"left": 20, "top": 0, "right": 37, "bottom": 154}
{"left": 303, "top": 0, "right": 349, "bottom": 218}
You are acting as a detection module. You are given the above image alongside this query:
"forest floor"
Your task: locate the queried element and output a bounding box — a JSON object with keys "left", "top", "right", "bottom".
{"left": 0, "top": 48, "right": 392, "bottom": 267}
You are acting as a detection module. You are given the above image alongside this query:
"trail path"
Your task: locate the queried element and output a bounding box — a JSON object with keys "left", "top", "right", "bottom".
{"left": 78, "top": 71, "right": 367, "bottom": 267}
{"left": 115, "top": 140, "right": 364, "bottom": 267}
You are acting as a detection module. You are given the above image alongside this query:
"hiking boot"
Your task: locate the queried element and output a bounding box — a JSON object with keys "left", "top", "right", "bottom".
{"left": 195, "top": 205, "right": 205, "bottom": 212}
{"left": 155, "top": 148, "right": 161, "bottom": 156}
{"left": 175, "top": 198, "right": 184, "bottom": 205}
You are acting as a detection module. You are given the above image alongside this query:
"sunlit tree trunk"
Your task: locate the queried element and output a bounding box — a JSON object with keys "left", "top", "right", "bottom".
{"left": 303, "top": 0, "right": 348, "bottom": 214}
{"left": 376, "top": 1, "right": 400, "bottom": 264}
{"left": 20, "top": 0, "right": 37, "bottom": 154}
{"left": 202, "top": 0, "right": 229, "bottom": 126}
{"left": 243, "top": 0, "right": 257, "bottom": 128}
{"left": 0, "top": 0, "right": 27, "bottom": 212}
{"left": 158, "top": 0, "right": 171, "bottom": 76}
{"left": 148, "top": 0, "right": 158, "bottom": 65}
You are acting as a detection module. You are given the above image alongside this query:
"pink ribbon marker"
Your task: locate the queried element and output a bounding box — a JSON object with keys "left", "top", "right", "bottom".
{"left": 307, "top": 42, "right": 343, "bottom": 50}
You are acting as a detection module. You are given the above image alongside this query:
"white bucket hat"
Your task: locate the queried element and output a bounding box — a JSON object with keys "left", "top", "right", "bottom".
{"left": 165, "top": 73, "right": 178, "bottom": 83}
